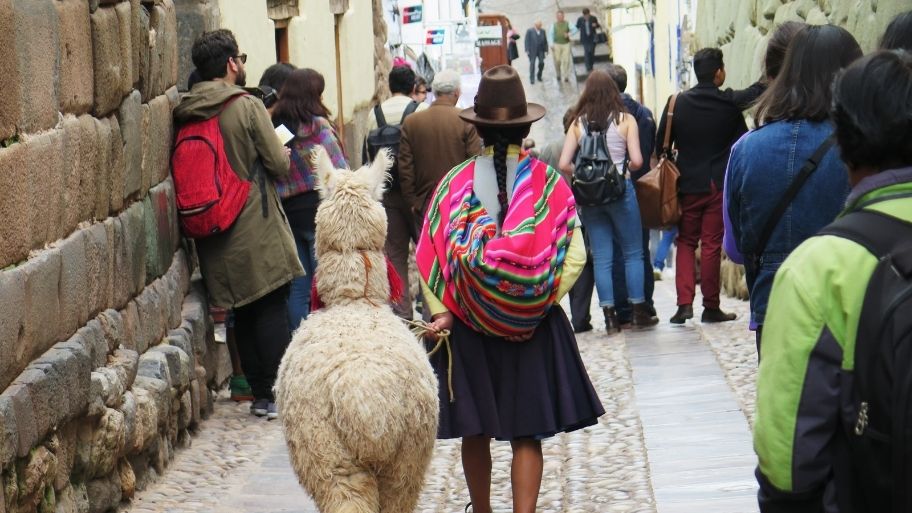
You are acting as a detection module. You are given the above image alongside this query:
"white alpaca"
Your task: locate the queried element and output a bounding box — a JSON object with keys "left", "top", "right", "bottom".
{"left": 275, "top": 147, "right": 439, "bottom": 513}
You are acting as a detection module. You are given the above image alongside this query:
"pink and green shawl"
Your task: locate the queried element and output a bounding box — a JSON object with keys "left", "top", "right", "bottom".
{"left": 416, "top": 153, "right": 576, "bottom": 337}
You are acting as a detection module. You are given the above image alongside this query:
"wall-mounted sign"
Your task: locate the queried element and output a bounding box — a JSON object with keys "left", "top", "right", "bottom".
{"left": 426, "top": 28, "right": 446, "bottom": 45}
{"left": 476, "top": 25, "right": 503, "bottom": 41}
{"left": 403, "top": 4, "right": 422, "bottom": 23}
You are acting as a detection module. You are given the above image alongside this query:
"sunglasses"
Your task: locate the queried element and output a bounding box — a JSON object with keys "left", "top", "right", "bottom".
{"left": 233, "top": 53, "right": 247, "bottom": 64}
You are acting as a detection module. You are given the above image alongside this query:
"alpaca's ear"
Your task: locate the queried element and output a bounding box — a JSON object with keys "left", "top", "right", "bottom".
{"left": 361, "top": 147, "right": 392, "bottom": 201}
{"left": 312, "top": 146, "right": 338, "bottom": 199}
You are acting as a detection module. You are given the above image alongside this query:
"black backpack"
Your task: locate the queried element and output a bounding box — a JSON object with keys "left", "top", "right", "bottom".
{"left": 572, "top": 120, "right": 626, "bottom": 206}
{"left": 363, "top": 101, "right": 419, "bottom": 190}
{"left": 819, "top": 205, "right": 912, "bottom": 513}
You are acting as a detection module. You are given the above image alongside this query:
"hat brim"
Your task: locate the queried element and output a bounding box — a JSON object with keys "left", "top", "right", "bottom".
{"left": 458, "top": 103, "right": 546, "bottom": 127}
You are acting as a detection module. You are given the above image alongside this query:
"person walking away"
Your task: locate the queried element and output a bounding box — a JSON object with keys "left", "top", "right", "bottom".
{"left": 411, "top": 76, "right": 429, "bottom": 104}
{"left": 173, "top": 30, "right": 303, "bottom": 420}
{"left": 576, "top": 8, "right": 601, "bottom": 73}
{"left": 881, "top": 9, "right": 912, "bottom": 51}
{"left": 559, "top": 70, "right": 658, "bottom": 332}
{"left": 655, "top": 48, "right": 745, "bottom": 324}
{"left": 725, "top": 25, "right": 860, "bottom": 352}
{"left": 550, "top": 10, "right": 574, "bottom": 82}
{"left": 754, "top": 49, "right": 912, "bottom": 513}
{"left": 417, "top": 65, "right": 604, "bottom": 513}
{"left": 367, "top": 65, "right": 428, "bottom": 319}
{"left": 524, "top": 21, "right": 548, "bottom": 84}
{"left": 399, "top": 69, "right": 481, "bottom": 223}
{"left": 271, "top": 68, "right": 349, "bottom": 333}
{"left": 604, "top": 64, "right": 658, "bottom": 326}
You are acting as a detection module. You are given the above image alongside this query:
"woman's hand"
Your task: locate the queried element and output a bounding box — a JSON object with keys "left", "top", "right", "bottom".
{"left": 505, "top": 330, "right": 535, "bottom": 342}
{"left": 426, "top": 312, "right": 454, "bottom": 342}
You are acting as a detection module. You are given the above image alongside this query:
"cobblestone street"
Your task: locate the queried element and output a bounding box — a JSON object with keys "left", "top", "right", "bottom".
{"left": 122, "top": 278, "right": 759, "bottom": 513}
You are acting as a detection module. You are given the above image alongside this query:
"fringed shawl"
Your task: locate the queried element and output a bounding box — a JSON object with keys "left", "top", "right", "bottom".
{"left": 416, "top": 154, "right": 576, "bottom": 337}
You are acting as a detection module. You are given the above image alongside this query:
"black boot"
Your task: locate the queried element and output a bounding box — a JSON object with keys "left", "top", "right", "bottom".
{"left": 603, "top": 307, "right": 621, "bottom": 334}
{"left": 702, "top": 307, "right": 737, "bottom": 323}
{"left": 632, "top": 303, "right": 659, "bottom": 328}
{"left": 669, "top": 304, "right": 694, "bottom": 324}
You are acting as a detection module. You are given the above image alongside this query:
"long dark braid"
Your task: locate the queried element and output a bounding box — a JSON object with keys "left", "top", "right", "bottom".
{"left": 491, "top": 131, "right": 510, "bottom": 228}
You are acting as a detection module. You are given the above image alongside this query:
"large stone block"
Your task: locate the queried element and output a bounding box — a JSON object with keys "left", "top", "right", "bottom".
{"left": 119, "top": 301, "right": 140, "bottom": 353}
{"left": 145, "top": 180, "right": 176, "bottom": 281}
{"left": 91, "top": 6, "right": 129, "bottom": 117}
{"left": 60, "top": 116, "right": 100, "bottom": 235}
{"left": 114, "top": 1, "right": 134, "bottom": 96}
{"left": 119, "top": 391, "right": 138, "bottom": 454}
{"left": 93, "top": 117, "right": 113, "bottom": 221}
{"left": 75, "top": 409, "right": 125, "bottom": 483}
{"left": 85, "top": 472, "right": 122, "bottom": 513}
{"left": 174, "top": 0, "right": 219, "bottom": 91}
{"left": 0, "top": 265, "right": 26, "bottom": 391}
{"left": 152, "top": 1, "right": 179, "bottom": 92}
{"left": 58, "top": 231, "right": 90, "bottom": 338}
{"left": 22, "top": 250, "right": 62, "bottom": 369}
{"left": 137, "top": 5, "right": 152, "bottom": 101}
{"left": 51, "top": 422, "right": 79, "bottom": 493}
{"left": 141, "top": 94, "right": 174, "bottom": 193}
{"left": 24, "top": 131, "right": 65, "bottom": 248}
{"left": 121, "top": 202, "right": 148, "bottom": 298}
{"left": 108, "top": 116, "right": 126, "bottom": 214}
{"left": 76, "top": 320, "right": 108, "bottom": 371}
{"left": 0, "top": 394, "right": 18, "bottom": 467}
{"left": 117, "top": 91, "right": 142, "bottom": 201}
{"left": 3, "top": 382, "right": 39, "bottom": 457}
{"left": 0, "top": 143, "right": 29, "bottom": 268}
{"left": 0, "top": 1, "right": 19, "bottom": 140}
{"left": 55, "top": 0, "right": 94, "bottom": 115}
{"left": 83, "top": 224, "right": 112, "bottom": 320}
{"left": 135, "top": 286, "right": 164, "bottom": 353}
{"left": 97, "top": 309, "right": 125, "bottom": 355}
{"left": 12, "top": 0, "right": 59, "bottom": 133}
{"left": 28, "top": 341, "right": 92, "bottom": 429}
{"left": 147, "top": 344, "right": 190, "bottom": 390}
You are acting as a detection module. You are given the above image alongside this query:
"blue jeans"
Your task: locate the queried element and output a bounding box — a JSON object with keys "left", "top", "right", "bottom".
{"left": 579, "top": 180, "right": 646, "bottom": 308}
{"left": 288, "top": 230, "right": 316, "bottom": 333}
{"left": 614, "top": 227, "right": 654, "bottom": 322}
{"left": 653, "top": 228, "right": 677, "bottom": 270}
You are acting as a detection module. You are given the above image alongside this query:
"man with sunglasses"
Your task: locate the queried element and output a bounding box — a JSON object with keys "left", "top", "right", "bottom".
{"left": 174, "top": 30, "right": 302, "bottom": 421}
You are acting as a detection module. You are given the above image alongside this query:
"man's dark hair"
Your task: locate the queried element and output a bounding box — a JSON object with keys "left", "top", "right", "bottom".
{"left": 831, "top": 49, "right": 912, "bottom": 171}
{"left": 881, "top": 10, "right": 912, "bottom": 51}
{"left": 191, "top": 29, "right": 239, "bottom": 81}
{"left": 755, "top": 24, "right": 861, "bottom": 124}
{"left": 606, "top": 63, "right": 628, "bottom": 92}
{"left": 389, "top": 66, "right": 416, "bottom": 95}
{"left": 693, "top": 48, "right": 724, "bottom": 83}
{"left": 259, "top": 62, "right": 296, "bottom": 92}
{"left": 582, "top": 7, "right": 590, "bottom": 15}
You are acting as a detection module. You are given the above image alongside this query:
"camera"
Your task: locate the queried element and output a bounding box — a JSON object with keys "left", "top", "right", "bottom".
{"left": 243, "top": 85, "right": 279, "bottom": 109}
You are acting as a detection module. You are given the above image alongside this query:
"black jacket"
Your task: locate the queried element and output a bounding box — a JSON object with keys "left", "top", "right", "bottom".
{"left": 576, "top": 15, "right": 600, "bottom": 46}
{"left": 622, "top": 94, "right": 656, "bottom": 180}
{"left": 655, "top": 82, "right": 748, "bottom": 194}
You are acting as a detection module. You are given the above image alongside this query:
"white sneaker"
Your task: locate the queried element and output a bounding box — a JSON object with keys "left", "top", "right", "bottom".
{"left": 662, "top": 268, "right": 676, "bottom": 281}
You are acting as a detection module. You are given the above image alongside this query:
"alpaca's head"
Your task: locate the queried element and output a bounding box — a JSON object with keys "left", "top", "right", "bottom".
{"left": 312, "top": 146, "right": 391, "bottom": 256}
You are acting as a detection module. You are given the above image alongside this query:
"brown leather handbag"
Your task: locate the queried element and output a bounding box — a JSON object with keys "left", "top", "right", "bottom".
{"left": 635, "top": 94, "right": 681, "bottom": 229}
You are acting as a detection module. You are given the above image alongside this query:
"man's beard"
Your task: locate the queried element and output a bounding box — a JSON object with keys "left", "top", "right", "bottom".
{"left": 236, "top": 69, "right": 247, "bottom": 87}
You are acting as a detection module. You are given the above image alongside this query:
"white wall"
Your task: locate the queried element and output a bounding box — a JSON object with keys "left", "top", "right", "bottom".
{"left": 218, "top": 0, "right": 276, "bottom": 86}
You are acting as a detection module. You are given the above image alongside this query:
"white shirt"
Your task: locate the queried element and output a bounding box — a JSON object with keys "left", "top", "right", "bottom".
{"left": 367, "top": 95, "right": 429, "bottom": 130}
{"left": 473, "top": 151, "right": 520, "bottom": 233}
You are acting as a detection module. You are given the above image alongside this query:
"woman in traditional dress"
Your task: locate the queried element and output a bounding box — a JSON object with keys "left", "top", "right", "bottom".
{"left": 417, "top": 65, "right": 605, "bottom": 513}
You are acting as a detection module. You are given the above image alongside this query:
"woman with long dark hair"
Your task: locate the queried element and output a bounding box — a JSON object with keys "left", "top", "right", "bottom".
{"left": 558, "top": 70, "right": 654, "bottom": 332}
{"left": 724, "top": 25, "right": 862, "bottom": 352}
{"left": 271, "top": 68, "right": 348, "bottom": 332}
{"left": 417, "top": 66, "right": 603, "bottom": 513}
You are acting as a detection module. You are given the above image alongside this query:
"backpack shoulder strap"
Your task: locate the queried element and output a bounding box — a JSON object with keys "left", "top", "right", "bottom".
{"left": 373, "top": 104, "right": 387, "bottom": 128}
{"left": 818, "top": 209, "right": 912, "bottom": 261}
{"left": 752, "top": 136, "right": 836, "bottom": 261}
{"left": 401, "top": 101, "right": 420, "bottom": 124}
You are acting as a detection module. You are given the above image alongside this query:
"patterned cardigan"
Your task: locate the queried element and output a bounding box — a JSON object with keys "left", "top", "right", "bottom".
{"left": 274, "top": 116, "right": 347, "bottom": 200}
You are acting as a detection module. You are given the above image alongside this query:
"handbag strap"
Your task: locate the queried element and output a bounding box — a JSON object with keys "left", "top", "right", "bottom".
{"left": 661, "top": 94, "right": 678, "bottom": 154}
{"left": 752, "top": 135, "right": 836, "bottom": 261}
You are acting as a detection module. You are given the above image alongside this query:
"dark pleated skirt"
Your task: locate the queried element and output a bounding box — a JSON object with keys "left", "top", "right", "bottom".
{"left": 430, "top": 306, "right": 605, "bottom": 441}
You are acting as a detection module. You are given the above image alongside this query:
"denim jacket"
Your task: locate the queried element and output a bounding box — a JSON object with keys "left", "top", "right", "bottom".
{"left": 724, "top": 119, "right": 850, "bottom": 326}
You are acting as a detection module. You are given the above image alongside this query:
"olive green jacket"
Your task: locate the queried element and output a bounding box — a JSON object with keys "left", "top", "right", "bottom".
{"left": 173, "top": 80, "right": 303, "bottom": 308}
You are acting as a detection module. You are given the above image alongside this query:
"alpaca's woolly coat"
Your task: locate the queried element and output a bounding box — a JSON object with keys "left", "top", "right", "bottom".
{"left": 275, "top": 148, "right": 439, "bottom": 513}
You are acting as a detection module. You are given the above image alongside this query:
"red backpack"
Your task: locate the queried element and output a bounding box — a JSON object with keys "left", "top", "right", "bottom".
{"left": 171, "top": 93, "right": 251, "bottom": 238}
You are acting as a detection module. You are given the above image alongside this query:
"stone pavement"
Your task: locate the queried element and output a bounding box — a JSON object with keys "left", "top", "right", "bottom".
{"left": 120, "top": 278, "right": 761, "bottom": 513}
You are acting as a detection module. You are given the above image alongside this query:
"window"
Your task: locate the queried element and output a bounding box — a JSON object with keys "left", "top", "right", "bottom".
{"left": 275, "top": 20, "right": 289, "bottom": 63}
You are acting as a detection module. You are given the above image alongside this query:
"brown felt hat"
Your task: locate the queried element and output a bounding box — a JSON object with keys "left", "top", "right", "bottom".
{"left": 459, "top": 65, "right": 546, "bottom": 127}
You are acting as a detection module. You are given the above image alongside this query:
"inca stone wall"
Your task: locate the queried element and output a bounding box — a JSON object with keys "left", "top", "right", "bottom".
{"left": 695, "top": 0, "right": 909, "bottom": 90}
{"left": 0, "top": 1, "right": 222, "bottom": 512}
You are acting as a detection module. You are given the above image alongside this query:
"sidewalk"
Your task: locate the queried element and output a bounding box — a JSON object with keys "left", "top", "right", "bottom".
{"left": 123, "top": 278, "right": 759, "bottom": 513}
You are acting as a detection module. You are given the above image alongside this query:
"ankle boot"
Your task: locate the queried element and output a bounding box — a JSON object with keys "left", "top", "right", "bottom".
{"left": 632, "top": 303, "right": 659, "bottom": 328}
{"left": 669, "top": 304, "right": 694, "bottom": 324}
{"left": 602, "top": 307, "right": 621, "bottom": 334}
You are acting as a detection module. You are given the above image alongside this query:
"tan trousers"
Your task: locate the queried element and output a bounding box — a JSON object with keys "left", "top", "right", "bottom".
{"left": 552, "top": 43, "right": 572, "bottom": 80}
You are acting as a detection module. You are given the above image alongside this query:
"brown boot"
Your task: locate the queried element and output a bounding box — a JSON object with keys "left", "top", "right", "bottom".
{"left": 603, "top": 307, "right": 621, "bottom": 334}
{"left": 701, "top": 307, "right": 737, "bottom": 323}
{"left": 632, "top": 303, "right": 659, "bottom": 328}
